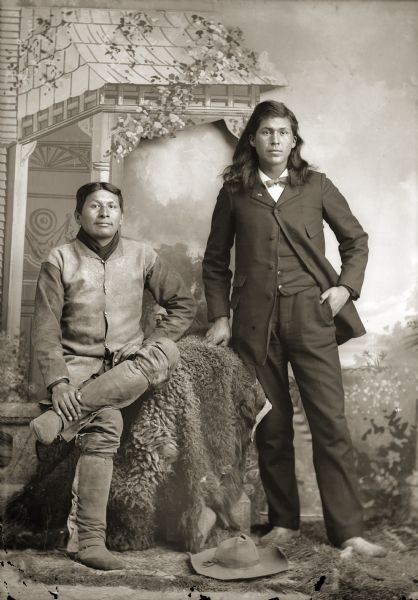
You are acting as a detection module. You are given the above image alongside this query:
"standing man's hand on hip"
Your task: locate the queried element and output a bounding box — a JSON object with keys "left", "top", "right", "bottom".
{"left": 205, "top": 316, "right": 231, "bottom": 347}
{"left": 320, "top": 286, "right": 350, "bottom": 317}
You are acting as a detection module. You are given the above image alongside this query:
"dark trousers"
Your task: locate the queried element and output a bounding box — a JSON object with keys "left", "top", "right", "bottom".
{"left": 255, "top": 285, "right": 363, "bottom": 546}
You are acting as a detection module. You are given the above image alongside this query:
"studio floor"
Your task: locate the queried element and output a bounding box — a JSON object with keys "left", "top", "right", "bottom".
{"left": 2, "top": 521, "right": 418, "bottom": 600}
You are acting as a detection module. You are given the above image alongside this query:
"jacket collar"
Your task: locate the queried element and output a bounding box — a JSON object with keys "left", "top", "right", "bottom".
{"left": 250, "top": 178, "right": 276, "bottom": 208}
{"left": 275, "top": 182, "right": 301, "bottom": 208}
{"left": 250, "top": 173, "right": 301, "bottom": 209}
{"left": 75, "top": 236, "right": 124, "bottom": 261}
{"left": 77, "top": 228, "right": 120, "bottom": 261}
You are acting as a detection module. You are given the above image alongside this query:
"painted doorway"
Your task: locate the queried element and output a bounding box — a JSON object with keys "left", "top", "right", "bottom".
{"left": 21, "top": 123, "right": 91, "bottom": 400}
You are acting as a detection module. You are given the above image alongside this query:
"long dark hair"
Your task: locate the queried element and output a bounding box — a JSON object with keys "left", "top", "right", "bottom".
{"left": 223, "top": 100, "right": 311, "bottom": 191}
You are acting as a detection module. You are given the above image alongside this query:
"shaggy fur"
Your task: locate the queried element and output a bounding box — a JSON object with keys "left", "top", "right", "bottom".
{"left": 4, "top": 336, "right": 265, "bottom": 553}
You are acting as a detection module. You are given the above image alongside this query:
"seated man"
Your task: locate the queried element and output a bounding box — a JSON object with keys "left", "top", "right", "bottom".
{"left": 30, "top": 181, "right": 196, "bottom": 570}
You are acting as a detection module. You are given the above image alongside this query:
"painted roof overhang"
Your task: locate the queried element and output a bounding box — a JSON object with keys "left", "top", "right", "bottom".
{"left": 18, "top": 7, "right": 287, "bottom": 121}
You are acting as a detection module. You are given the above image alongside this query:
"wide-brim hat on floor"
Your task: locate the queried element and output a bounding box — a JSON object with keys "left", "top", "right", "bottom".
{"left": 190, "top": 533, "right": 288, "bottom": 580}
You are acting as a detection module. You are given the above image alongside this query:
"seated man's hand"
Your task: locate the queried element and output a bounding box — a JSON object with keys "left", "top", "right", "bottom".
{"left": 51, "top": 382, "right": 82, "bottom": 421}
{"left": 113, "top": 341, "right": 142, "bottom": 365}
{"left": 320, "top": 286, "right": 350, "bottom": 317}
{"left": 205, "top": 316, "right": 231, "bottom": 347}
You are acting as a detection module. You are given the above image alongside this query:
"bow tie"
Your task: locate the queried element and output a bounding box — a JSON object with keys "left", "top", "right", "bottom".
{"left": 265, "top": 176, "right": 288, "bottom": 188}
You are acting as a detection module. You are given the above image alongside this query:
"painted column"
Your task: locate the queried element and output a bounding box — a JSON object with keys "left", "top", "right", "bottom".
{"left": 110, "top": 153, "right": 124, "bottom": 190}
{"left": 0, "top": 7, "right": 20, "bottom": 320}
{"left": 84, "top": 112, "right": 123, "bottom": 187}
{"left": 1, "top": 141, "right": 36, "bottom": 337}
{"left": 90, "top": 112, "right": 113, "bottom": 182}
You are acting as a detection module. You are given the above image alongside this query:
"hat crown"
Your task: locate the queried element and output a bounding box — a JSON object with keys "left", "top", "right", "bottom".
{"left": 213, "top": 534, "right": 259, "bottom": 569}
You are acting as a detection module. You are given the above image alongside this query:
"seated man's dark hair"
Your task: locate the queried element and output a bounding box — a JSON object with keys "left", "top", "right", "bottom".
{"left": 76, "top": 182, "right": 124, "bottom": 214}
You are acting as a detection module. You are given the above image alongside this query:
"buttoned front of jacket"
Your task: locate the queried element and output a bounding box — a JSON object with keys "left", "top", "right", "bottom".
{"left": 33, "top": 237, "right": 196, "bottom": 388}
{"left": 55, "top": 240, "right": 146, "bottom": 359}
{"left": 203, "top": 171, "right": 368, "bottom": 366}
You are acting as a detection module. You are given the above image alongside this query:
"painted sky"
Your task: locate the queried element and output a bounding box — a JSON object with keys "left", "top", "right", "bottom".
{"left": 14, "top": 0, "right": 416, "bottom": 362}
{"left": 124, "top": 0, "right": 418, "bottom": 344}
{"left": 217, "top": 0, "right": 418, "bottom": 339}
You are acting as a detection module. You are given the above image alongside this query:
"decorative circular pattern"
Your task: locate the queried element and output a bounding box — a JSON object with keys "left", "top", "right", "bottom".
{"left": 29, "top": 208, "right": 57, "bottom": 236}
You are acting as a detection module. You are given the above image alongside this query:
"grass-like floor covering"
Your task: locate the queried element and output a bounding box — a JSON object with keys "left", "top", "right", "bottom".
{"left": 4, "top": 520, "right": 418, "bottom": 599}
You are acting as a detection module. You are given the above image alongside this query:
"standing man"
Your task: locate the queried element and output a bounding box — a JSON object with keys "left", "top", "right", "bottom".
{"left": 202, "top": 101, "right": 385, "bottom": 557}
{"left": 30, "top": 181, "right": 196, "bottom": 570}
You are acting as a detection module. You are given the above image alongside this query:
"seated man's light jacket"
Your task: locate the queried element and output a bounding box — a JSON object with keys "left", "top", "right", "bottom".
{"left": 33, "top": 237, "right": 196, "bottom": 389}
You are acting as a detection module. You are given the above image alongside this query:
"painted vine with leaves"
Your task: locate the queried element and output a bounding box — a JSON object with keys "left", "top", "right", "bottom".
{"left": 6, "top": 10, "right": 257, "bottom": 158}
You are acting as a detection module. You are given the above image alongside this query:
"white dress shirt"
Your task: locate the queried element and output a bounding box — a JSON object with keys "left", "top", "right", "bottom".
{"left": 258, "top": 168, "right": 289, "bottom": 202}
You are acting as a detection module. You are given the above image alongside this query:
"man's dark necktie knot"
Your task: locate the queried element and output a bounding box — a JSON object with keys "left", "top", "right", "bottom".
{"left": 265, "top": 176, "right": 288, "bottom": 188}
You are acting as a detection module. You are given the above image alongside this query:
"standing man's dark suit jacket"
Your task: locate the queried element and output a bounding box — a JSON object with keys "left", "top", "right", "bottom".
{"left": 202, "top": 171, "right": 368, "bottom": 366}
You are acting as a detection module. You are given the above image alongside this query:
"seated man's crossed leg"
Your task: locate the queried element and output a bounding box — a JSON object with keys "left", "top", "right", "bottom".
{"left": 30, "top": 338, "right": 179, "bottom": 570}
{"left": 31, "top": 338, "right": 178, "bottom": 444}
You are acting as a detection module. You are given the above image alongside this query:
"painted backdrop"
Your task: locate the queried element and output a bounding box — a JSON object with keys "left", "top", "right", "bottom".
{"left": 3, "top": 0, "right": 417, "bottom": 527}
{"left": 114, "top": 0, "right": 418, "bottom": 367}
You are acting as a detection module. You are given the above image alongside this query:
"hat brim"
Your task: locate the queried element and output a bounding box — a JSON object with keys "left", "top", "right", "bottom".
{"left": 190, "top": 545, "right": 288, "bottom": 580}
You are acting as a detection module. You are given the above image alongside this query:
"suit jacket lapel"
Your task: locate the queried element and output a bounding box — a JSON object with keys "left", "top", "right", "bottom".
{"left": 276, "top": 184, "right": 301, "bottom": 208}
{"left": 250, "top": 180, "right": 276, "bottom": 208}
{"left": 250, "top": 174, "right": 302, "bottom": 210}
